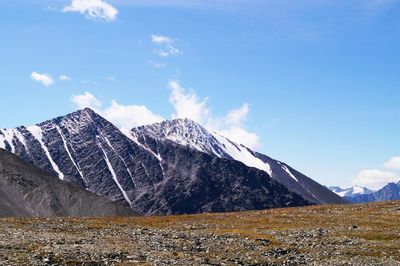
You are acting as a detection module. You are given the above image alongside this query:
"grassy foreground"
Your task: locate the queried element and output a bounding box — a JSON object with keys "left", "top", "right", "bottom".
{"left": 1, "top": 201, "right": 399, "bottom": 265}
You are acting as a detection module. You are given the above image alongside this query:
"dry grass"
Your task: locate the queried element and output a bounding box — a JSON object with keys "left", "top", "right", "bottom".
{"left": 1, "top": 201, "right": 400, "bottom": 265}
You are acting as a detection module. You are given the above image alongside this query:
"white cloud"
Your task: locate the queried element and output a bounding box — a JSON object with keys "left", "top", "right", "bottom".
{"left": 63, "top": 0, "right": 118, "bottom": 22}
{"left": 153, "top": 45, "right": 181, "bottom": 57}
{"left": 151, "top": 34, "right": 173, "bottom": 44}
{"left": 71, "top": 91, "right": 102, "bottom": 109}
{"left": 148, "top": 60, "right": 166, "bottom": 69}
{"left": 225, "top": 103, "right": 249, "bottom": 127}
{"left": 45, "top": 6, "right": 58, "bottom": 12}
{"left": 103, "top": 76, "right": 116, "bottom": 81}
{"left": 168, "top": 80, "right": 210, "bottom": 124}
{"left": 218, "top": 127, "right": 261, "bottom": 150}
{"left": 168, "top": 80, "right": 261, "bottom": 149}
{"left": 30, "top": 72, "right": 54, "bottom": 87}
{"left": 70, "top": 81, "right": 260, "bottom": 149}
{"left": 59, "top": 75, "right": 71, "bottom": 81}
{"left": 103, "top": 101, "right": 164, "bottom": 129}
{"left": 384, "top": 156, "right": 400, "bottom": 169}
{"left": 352, "top": 169, "right": 399, "bottom": 190}
{"left": 151, "top": 34, "right": 181, "bottom": 57}
{"left": 71, "top": 92, "right": 164, "bottom": 129}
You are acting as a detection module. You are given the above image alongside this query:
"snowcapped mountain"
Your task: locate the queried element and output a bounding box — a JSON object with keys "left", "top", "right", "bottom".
{"left": 329, "top": 186, "right": 374, "bottom": 198}
{"left": 130, "top": 118, "right": 272, "bottom": 175}
{"left": 0, "top": 108, "right": 310, "bottom": 215}
{"left": 345, "top": 182, "right": 400, "bottom": 203}
{"left": 131, "top": 118, "right": 346, "bottom": 205}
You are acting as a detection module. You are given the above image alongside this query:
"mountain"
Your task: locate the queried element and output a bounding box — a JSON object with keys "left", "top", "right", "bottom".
{"left": 347, "top": 182, "right": 400, "bottom": 203}
{"left": 131, "top": 118, "right": 346, "bottom": 205}
{"left": 329, "top": 185, "right": 374, "bottom": 198}
{"left": 0, "top": 148, "right": 136, "bottom": 217}
{"left": 0, "top": 108, "right": 310, "bottom": 215}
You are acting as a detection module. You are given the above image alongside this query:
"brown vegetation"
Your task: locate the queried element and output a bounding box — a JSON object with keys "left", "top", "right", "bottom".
{"left": 1, "top": 201, "right": 399, "bottom": 265}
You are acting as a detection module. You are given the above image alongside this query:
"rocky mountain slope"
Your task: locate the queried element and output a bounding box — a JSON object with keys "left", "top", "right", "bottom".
{"left": 0, "top": 108, "right": 310, "bottom": 215}
{"left": 0, "top": 148, "right": 136, "bottom": 217}
{"left": 348, "top": 182, "right": 400, "bottom": 203}
{"left": 131, "top": 118, "right": 346, "bottom": 205}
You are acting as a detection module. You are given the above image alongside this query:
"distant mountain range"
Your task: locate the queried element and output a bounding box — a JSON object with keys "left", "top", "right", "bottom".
{"left": 0, "top": 108, "right": 345, "bottom": 215}
{"left": 329, "top": 183, "right": 400, "bottom": 203}
{"left": 329, "top": 185, "right": 374, "bottom": 198}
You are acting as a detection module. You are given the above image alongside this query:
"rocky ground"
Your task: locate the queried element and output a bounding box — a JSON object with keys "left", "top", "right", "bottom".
{"left": 0, "top": 201, "right": 399, "bottom": 265}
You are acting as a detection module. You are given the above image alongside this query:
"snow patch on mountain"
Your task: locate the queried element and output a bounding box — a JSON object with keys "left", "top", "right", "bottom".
{"left": 211, "top": 132, "right": 272, "bottom": 176}
{"left": 0, "top": 129, "right": 17, "bottom": 152}
{"left": 329, "top": 185, "right": 374, "bottom": 198}
{"left": 280, "top": 164, "right": 299, "bottom": 182}
{"left": 27, "top": 125, "right": 65, "bottom": 180}
{"left": 131, "top": 118, "right": 273, "bottom": 176}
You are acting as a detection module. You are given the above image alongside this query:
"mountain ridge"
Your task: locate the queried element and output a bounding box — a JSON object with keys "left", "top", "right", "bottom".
{"left": 346, "top": 182, "right": 400, "bottom": 203}
{"left": 329, "top": 185, "right": 374, "bottom": 198}
{"left": 0, "top": 108, "right": 312, "bottom": 215}
{"left": 131, "top": 118, "right": 346, "bottom": 205}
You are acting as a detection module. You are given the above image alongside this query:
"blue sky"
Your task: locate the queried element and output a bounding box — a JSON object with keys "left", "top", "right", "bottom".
{"left": 1, "top": 0, "right": 399, "bottom": 189}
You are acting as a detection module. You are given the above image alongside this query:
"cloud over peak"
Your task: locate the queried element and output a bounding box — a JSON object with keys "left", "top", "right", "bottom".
{"left": 71, "top": 92, "right": 164, "bottom": 129}
{"left": 63, "top": 0, "right": 118, "bottom": 22}
{"left": 168, "top": 80, "right": 210, "bottom": 125}
{"left": 71, "top": 80, "right": 260, "bottom": 149}
{"left": 168, "top": 80, "right": 260, "bottom": 149}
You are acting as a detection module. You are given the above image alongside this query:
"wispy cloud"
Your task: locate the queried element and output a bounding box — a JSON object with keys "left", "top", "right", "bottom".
{"left": 151, "top": 34, "right": 181, "bottom": 57}
{"left": 59, "top": 75, "right": 71, "bottom": 81}
{"left": 148, "top": 60, "right": 166, "bottom": 69}
{"left": 103, "top": 76, "right": 116, "bottom": 81}
{"left": 30, "top": 72, "right": 54, "bottom": 87}
{"left": 63, "top": 0, "right": 118, "bottom": 22}
{"left": 151, "top": 34, "right": 174, "bottom": 44}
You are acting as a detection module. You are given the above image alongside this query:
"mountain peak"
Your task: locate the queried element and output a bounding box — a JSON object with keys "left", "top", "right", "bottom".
{"left": 131, "top": 117, "right": 227, "bottom": 157}
{"left": 64, "top": 107, "right": 100, "bottom": 119}
{"left": 329, "top": 185, "right": 374, "bottom": 198}
{"left": 132, "top": 119, "right": 346, "bottom": 205}
{"left": 81, "top": 107, "right": 98, "bottom": 115}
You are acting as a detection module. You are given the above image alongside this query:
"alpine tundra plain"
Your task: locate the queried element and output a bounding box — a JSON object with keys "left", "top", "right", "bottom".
{"left": 1, "top": 201, "right": 399, "bottom": 265}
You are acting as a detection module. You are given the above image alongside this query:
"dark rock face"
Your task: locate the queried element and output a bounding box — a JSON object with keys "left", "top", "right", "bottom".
{"left": 254, "top": 153, "right": 348, "bottom": 205}
{"left": 132, "top": 141, "right": 309, "bottom": 214}
{"left": 0, "top": 109, "right": 311, "bottom": 215}
{"left": 348, "top": 182, "right": 400, "bottom": 203}
{"left": 0, "top": 148, "right": 136, "bottom": 217}
{"left": 132, "top": 118, "right": 346, "bottom": 205}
